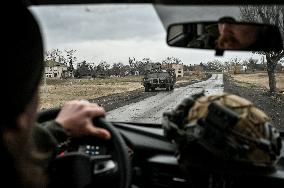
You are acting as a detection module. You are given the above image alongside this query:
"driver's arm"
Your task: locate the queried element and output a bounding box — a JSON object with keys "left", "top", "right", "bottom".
{"left": 54, "top": 100, "right": 110, "bottom": 139}
{"left": 40, "top": 100, "right": 111, "bottom": 143}
{"left": 32, "top": 100, "right": 111, "bottom": 166}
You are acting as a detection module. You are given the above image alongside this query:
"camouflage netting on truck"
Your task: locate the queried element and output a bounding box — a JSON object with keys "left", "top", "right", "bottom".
{"left": 162, "top": 92, "right": 282, "bottom": 172}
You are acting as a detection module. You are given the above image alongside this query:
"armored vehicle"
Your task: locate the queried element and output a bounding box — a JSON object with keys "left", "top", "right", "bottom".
{"left": 142, "top": 70, "right": 176, "bottom": 92}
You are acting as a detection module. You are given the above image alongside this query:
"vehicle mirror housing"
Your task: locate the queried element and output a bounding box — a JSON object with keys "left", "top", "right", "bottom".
{"left": 166, "top": 20, "right": 283, "bottom": 53}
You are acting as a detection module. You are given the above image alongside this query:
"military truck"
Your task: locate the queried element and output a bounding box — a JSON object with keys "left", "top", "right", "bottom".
{"left": 142, "top": 70, "right": 176, "bottom": 92}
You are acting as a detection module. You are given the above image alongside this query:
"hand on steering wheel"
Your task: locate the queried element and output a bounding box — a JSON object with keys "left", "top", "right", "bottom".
{"left": 37, "top": 106, "right": 131, "bottom": 188}
{"left": 55, "top": 100, "right": 111, "bottom": 139}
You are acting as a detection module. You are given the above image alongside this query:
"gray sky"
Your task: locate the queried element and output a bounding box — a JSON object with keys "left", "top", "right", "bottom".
{"left": 30, "top": 4, "right": 262, "bottom": 66}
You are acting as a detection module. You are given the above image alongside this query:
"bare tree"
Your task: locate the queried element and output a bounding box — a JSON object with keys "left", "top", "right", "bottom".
{"left": 248, "top": 57, "right": 258, "bottom": 72}
{"left": 162, "top": 57, "right": 181, "bottom": 64}
{"left": 110, "top": 62, "right": 125, "bottom": 76}
{"left": 44, "top": 49, "right": 78, "bottom": 69}
{"left": 74, "top": 61, "right": 93, "bottom": 78}
{"left": 44, "top": 49, "right": 66, "bottom": 65}
{"left": 129, "top": 57, "right": 153, "bottom": 75}
{"left": 96, "top": 61, "right": 110, "bottom": 77}
{"left": 223, "top": 60, "right": 235, "bottom": 73}
{"left": 65, "top": 49, "right": 77, "bottom": 72}
{"left": 240, "top": 6, "right": 284, "bottom": 92}
{"left": 204, "top": 60, "right": 223, "bottom": 72}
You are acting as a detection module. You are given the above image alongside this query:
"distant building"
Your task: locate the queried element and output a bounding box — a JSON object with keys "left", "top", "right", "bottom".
{"left": 44, "top": 60, "right": 73, "bottom": 79}
{"left": 234, "top": 65, "right": 242, "bottom": 74}
{"left": 171, "top": 64, "right": 184, "bottom": 77}
{"left": 242, "top": 65, "right": 247, "bottom": 72}
{"left": 226, "top": 64, "right": 242, "bottom": 74}
{"left": 161, "top": 63, "right": 184, "bottom": 77}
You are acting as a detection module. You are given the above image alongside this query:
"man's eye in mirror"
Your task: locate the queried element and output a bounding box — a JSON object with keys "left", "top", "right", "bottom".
{"left": 167, "top": 20, "right": 283, "bottom": 52}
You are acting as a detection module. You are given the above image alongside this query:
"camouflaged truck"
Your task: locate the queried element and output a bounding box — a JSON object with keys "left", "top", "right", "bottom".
{"left": 142, "top": 70, "right": 176, "bottom": 92}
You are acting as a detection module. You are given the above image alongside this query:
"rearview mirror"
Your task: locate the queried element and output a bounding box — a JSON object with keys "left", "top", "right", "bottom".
{"left": 167, "top": 20, "right": 283, "bottom": 52}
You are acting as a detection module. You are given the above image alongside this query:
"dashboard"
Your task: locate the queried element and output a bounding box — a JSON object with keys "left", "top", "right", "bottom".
{"left": 79, "top": 144, "right": 107, "bottom": 156}
{"left": 112, "top": 122, "right": 284, "bottom": 188}
{"left": 112, "top": 122, "right": 191, "bottom": 188}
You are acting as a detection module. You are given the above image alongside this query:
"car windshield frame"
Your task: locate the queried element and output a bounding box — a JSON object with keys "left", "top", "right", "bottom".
{"left": 31, "top": 4, "right": 284, "bottom": 132}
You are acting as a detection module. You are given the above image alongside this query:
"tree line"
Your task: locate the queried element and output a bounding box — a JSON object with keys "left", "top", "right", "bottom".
{"left": 44, "top": 49, "right": 182, "bottom": 78}
{"left": 190, "top": 57, "right": 283, "bottom": 74}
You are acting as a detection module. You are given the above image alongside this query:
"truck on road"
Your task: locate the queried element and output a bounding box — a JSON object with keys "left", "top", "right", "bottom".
{"left": 142, "top": 70, "right": 176, "bottom": 92}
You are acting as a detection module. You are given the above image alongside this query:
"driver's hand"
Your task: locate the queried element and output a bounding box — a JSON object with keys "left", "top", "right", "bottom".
{"left": 55, "top": 100, "right": 111, "bottom": 140}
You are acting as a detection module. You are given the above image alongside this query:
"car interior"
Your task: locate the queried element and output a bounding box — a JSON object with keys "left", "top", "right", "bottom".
{"left": 20, "top": 0, "right": 284, "bottom": 188}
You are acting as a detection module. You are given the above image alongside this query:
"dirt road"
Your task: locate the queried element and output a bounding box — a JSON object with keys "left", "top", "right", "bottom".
{"left": 107, "top": 74, "right": 224, "bottom": 124}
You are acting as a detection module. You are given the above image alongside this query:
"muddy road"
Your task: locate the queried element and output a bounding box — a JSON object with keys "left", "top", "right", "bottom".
{"left": 107, "top": 74, "right": 224, "bottom": 124}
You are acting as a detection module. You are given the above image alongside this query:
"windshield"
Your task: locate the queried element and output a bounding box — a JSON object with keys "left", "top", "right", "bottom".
{"left": 31, "top": 4, "right": 284, "bottom": 131}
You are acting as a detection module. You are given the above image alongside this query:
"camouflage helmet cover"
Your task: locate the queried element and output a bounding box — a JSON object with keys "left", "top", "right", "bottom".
{"left": 162, "top": 92, "right": 282, "bottom": 168}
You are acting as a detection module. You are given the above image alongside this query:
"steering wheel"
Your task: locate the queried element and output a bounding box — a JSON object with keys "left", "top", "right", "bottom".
{"left": 37, "top": 108, "right": 131, "bottom": 188}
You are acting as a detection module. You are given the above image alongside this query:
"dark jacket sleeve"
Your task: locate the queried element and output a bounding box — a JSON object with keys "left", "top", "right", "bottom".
{"left": 38, "top": 120, "right": 70, "bottom": 144}
{"left": 32, "top": 121, "right": 70, "bottom": 168}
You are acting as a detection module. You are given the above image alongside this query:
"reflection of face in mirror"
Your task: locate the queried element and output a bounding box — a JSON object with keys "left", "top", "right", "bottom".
{"left": 167, "top": 19, "right": 283, "bottom": 52}
{"left": 217, "top": 23, "right": 260, "bottom": 50}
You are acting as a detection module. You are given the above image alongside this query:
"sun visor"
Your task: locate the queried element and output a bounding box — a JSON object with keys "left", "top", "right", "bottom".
{"left": 154, "top": 5, "right": 241, "bottom": 30}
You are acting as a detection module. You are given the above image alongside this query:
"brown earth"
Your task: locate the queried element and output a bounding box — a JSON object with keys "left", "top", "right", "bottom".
{"left": 223, "top": 74, "right": 284, "bottom": 131}
{"left": 39, "top": 73, "right": 211, "bottom": 110}
{"left": 39, "top": 76, "right": 144, "bottom": 109}
{"left": 89, "top": 73, "right": 212, "bottom": 112}
{"left": 232, "top": 72, "right": 284, "bottom": 91}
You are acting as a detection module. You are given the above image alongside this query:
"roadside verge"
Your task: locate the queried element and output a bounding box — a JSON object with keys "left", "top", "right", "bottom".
{"left": 90, "top": 73, "right": 212, "bottom": 112}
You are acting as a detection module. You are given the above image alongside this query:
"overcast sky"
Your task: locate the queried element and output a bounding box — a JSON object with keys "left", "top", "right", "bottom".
{"left": 30, "top": 4, "right": 262, "bottom": 66}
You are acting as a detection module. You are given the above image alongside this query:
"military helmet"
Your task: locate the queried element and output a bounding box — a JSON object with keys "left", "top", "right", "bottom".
{"left": 162, "top": 92, "right": 282, "bottom": 169}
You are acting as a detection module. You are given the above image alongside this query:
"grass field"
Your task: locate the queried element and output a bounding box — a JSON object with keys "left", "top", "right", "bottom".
{"left": 39, "top": 76, "right": 143, "bottom": 109}
{"left": 231, "top": 72, "right": 284, "bottom": 91}
{"left": 39, "top": 74, "right": 206, "bottom": 110}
